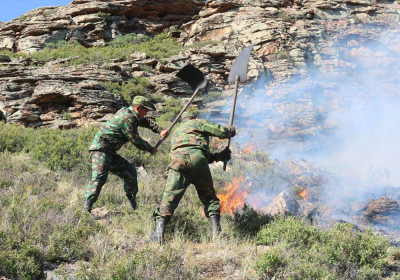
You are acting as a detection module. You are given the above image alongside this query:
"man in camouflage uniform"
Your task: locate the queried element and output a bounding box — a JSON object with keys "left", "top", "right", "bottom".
{"left": 149, "top": 110, "right": 235, "bottom": 243}
{"left": 83, "top": 95, "right": 169, "bottom": 213}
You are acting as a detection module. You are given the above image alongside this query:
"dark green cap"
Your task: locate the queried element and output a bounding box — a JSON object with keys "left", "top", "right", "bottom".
{"left": 181, "top": 110, "right": 198, "bottom": 119}
{"left": 132, "top": 96, "right": 156, "bottom": 111}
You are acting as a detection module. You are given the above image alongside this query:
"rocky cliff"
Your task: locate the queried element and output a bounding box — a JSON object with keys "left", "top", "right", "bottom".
{"left": 0, "top": 0, "right": 399, "bottom": 129}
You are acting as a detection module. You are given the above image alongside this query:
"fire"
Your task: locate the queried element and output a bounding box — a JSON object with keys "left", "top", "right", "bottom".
{"left": 242, "top": 135, "right": 255, "bottom": 154}
{"left": 242, "top": 143, "right": 256, "bottom": 154}
{"left": 218, "top": 176, "right": 249, "bottom": 215}
{"left": 300, "top": 188, "right": 308, "bottom": 200}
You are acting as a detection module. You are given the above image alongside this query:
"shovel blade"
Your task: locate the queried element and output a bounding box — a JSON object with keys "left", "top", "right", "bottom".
{"left": 228, "top": 45, "right": 254, "bottom": 83}
{"left": 176, "top": 64, "right": 207, "bottom": 91}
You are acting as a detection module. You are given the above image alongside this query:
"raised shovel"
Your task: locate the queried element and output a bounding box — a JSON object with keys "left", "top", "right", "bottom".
{"left": 155, "top": 64, "right": 207, "bottom": 149}
{"left": 223, "top": 45, "right": 254, "bottom": 171}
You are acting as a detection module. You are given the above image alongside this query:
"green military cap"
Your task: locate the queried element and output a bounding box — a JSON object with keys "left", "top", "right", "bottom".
{"left": 181, "top": 110, "right": 198, "bottom": 119}
{"left": 132, "top": 95, "right": 156, "bottom": 111}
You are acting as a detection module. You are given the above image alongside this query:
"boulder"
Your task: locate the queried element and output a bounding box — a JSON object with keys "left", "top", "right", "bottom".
{"left": 259, "top": 191, "right": 303, "bottom": 217}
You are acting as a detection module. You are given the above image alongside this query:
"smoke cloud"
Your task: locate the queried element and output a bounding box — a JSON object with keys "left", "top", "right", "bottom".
{"left": 205, "top": 30, "right": 400, "bottom": 192}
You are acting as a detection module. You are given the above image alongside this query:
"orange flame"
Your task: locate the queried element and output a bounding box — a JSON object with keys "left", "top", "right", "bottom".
{"left": 300, "top": 188, "right": 308, "bottom": 201}
{"left": 242, "top": 143, "right": 256, "bottom": 154}
{"left": 217, "top": 176, "right": 249, "bottom": 215}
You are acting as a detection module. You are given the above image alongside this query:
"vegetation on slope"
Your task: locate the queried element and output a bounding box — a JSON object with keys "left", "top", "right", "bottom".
{"left": 0, "top": 33, "right": 183, "bottom": 64}
{"left": 1, "top": 32, "right": 400, "bottom": 280}
{"left": 1, "top": 121, "right": 400, "bottom": 279}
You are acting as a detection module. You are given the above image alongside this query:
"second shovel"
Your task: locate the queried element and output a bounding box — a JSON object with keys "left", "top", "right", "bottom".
{"left": 223, "top": 45, "right": 254, "bottom": 171}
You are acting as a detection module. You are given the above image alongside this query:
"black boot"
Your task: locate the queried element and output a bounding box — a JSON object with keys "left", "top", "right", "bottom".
{"left": 127, "top": 195, "right": 137, "bottom": 210}
{"left": 149, "top": 217, "right": 169, "bottom": 244}
{"left": 83, "top": 199, "right": 93, "bottom": 213}
{"left": 209, "top": 215, "right": 221, "bottom": 240}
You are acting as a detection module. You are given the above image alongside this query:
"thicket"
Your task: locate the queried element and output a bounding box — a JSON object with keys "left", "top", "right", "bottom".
{"left": 101, "top": 77, "right": 162, "bottom": 104}
{"left": 256, "top": 217, "right": 391, "bottom": 279}
{"left": 0, "top": 33, "right": 183, "bottom": 64}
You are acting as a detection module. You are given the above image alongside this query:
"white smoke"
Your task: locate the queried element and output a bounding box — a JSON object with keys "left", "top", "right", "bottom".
{"left": 206, "top": 30, "right": 400, "bottom": 190}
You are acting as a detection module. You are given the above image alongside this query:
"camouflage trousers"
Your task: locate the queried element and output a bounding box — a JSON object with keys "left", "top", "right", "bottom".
{"left": 154, "top": 152, "right": 220, "bottom": 219}
{"left": 84, "top": 151, "right": 137, "bottom": 204}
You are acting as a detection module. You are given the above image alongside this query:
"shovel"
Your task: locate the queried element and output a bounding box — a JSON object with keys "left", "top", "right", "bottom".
{"left": 223, "top": 45, "right": 254, "bottom": 171}
{"left": 155, "top": 64, "right": 207, "bottom": 149}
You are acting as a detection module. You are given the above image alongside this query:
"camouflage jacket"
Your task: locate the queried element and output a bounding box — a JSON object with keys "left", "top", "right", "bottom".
{"left": 170, "top": 118, "right": 233, "bottom": 158}
{"left": 89, "top": 106, "right": 162, "bottom": 153}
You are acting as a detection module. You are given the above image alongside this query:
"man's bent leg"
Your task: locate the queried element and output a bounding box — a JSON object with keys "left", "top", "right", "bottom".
{"left": 83, "top": 151, "right": 112, "bottom": 212}
{"left": 110, "top": 155, "right": 138, "bottom": 209}
{"left": 191, "top": 155, "right": 220, "bottom": 218}
{"left": 154, "top": 168, "right": 190, "bottom": 218}
{"left": 191, "top": 155, "right": 221, "bottom": 239}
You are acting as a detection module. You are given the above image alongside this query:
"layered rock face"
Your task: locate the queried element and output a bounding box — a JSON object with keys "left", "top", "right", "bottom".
{"left": 0, "top": 0, "right": 400, "bottom": 129}
{"left": 0, "top": 0, "right": 200, "bottom": 53}
{"left": 0, "top": 64, "right": 125, "bottom": 128}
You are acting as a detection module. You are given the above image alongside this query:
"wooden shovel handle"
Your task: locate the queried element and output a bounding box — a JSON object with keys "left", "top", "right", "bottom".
{"left": 155, "top": 85, "right": 203, "bottom": 149}
{"left": 223, "top": 75, "right": 239, "bottom": 171}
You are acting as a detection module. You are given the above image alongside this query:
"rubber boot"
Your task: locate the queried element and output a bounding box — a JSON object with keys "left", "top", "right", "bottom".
{"left": 209, "top": 215, "right": 221, "bottom": 240}
{"left": 127, "top": 195, "right": 137, "bottom": 210}
{"left": 83, "top": 199, "right": 93, "bottom": 213}
{"left": 149, "top": 217, "right": 169, "bottom": 244}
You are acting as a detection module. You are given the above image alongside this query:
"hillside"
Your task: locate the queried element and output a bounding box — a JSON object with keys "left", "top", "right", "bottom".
{"left": 1, "top": 0, "right": 400, "bottom": 279}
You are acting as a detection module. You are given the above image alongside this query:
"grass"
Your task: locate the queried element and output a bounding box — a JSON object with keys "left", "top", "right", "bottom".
{"left": 0, "top": 33, "right": 184, "bottom": 64}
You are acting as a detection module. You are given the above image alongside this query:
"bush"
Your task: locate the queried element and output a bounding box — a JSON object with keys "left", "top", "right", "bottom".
{"left": 45, "top": 222, "right": 95, "bottom": 262}
{"left": 257, "top": 216, "right": 321, "bottom": 247}
{"left": 167, "top": 207, "right": 210, "bottom": 241}
{"left": 0, "top": 245, "right": 44, "bottom": 280}
{"left": 0, "top": 122, "right": 30, "bottom": 153}
{"left": 228, "top": 204, "right": 273, "bottom": 237}
{"left": 0, "top": 122, "right": 97, "bottom": 171}
{"left": 255, "top": 217, "right": 390, "bottom": 279}
{"left": 107, "top": 33, "right": 150, "bottom": 47}
{"left": 101, "top": 77, "right": 163, "bottom": 104}
{"left": 28, "top": 126, "right": 97, "bottom": 171}
{"left": 22, "top": 33, "right": 183, "bottom": 64}
{"left": 156, "top": 97, "right": 184, "bottom": 123}
{"left": 254, "top": 246, "right": 286, "bottom": 279}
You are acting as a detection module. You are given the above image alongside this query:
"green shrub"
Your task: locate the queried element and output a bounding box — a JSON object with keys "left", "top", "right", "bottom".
{"left": 61, "top": 110, "right": 72, "bottom": 121}
{"left": 257, "top": 216, "right": 321, "bottom": 247}
{"left": 107, "top": 33, "right": 150, "bottom": 47}
{"left": 229, "top": 204, "right": 273, "bottom": 237}
{"left": 256, "top": 217, "right": 390, "bottom": 279}
{"left": 0, "top": 245, "right": 44, "bottom": 280}
{"left": 45, "top": 222, "right": 95, "bottom": 262}
{"left": 23, "top": 33, "right": 183, "bottom": 64}
{"left": 277, "top": 50, "right": 292, "bottom": 60}
{"left": 101, "top": 77, "right": 163, "bottom": 104}
{"left": 254, "top": 246, "right": 286, "bottom": 279}
{"left": 0, "top": 122, "right": 30, "bottom": 153}
{"left": 28, "top": 126, "right": 97, "bottom": 171}
{"left": 0, "top": 122, "right": 97, "bottom": 171}
{"left": 156, "top": 97, "right": 184, "bottom": 123}
{"left": 168, "top": 207, "right": 210, "bottom": 241}
{"left": 323, "top": 224, "right": 388, "bottom": 269}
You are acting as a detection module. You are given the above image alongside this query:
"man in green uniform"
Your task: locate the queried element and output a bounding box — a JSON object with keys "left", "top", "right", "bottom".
{"left": 83, "top": 96, "right": 169, "bottom": 213}
{"left": 149, "top": 110, "right": 235, "bottom": 243}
